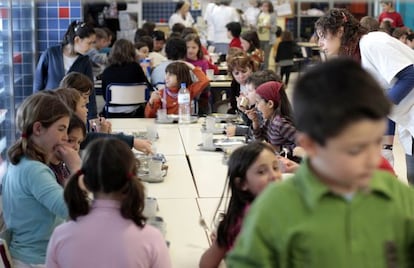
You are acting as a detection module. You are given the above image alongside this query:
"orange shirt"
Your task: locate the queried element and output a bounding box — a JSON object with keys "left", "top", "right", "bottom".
{"left": 145, "top": 67, "right": 209, "bottom": 118}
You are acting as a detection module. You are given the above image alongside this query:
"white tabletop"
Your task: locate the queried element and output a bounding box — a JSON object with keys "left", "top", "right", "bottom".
{"left": 157, "top": 198, "right": 209, "bottom": 268}
{"left": 144, "top": 155, "right": 197, "bottom": 198}
{"left": 189, "top": 154, "right": 229, "bottom": 198}
{"left": 110, "top": 118, "right": 186, "bottom": 156}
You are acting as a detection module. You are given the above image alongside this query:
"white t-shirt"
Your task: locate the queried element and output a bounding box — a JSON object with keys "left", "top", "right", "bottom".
{"left": 168, "top": 12, "right": 194, "bottom": 29}
{"left": 244, "top": 6, "right": 260, "bottom": 27}
{"left": 360, "top": 31, "right": 414, "bottom": 154}
{"left": 63, "top": 54, "right": 78, "bottom": 74}
{"left": 203, "top": 2, "right": 217, "bottom": 42}
{"left": 210, "top": 5, "right": 240, "bottom": 43}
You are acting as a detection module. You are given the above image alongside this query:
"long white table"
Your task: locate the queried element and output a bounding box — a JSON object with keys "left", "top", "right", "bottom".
{"left": 157, "top": 198, "right": 209, "bottom": 268}
{"left": 108, "top": 118, "right": 235, "bottom": 267}
{"left": 143, "top": 155, "right": 197, "bottom": 199}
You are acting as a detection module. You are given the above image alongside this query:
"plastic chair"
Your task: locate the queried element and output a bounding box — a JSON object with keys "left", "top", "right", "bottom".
{"left": 105, "top": 83, "right": 147, "bottom": 118}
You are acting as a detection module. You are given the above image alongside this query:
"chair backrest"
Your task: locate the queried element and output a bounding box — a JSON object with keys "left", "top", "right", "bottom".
{"left": 106, "top": 83, "right": 147, "bottom": 105}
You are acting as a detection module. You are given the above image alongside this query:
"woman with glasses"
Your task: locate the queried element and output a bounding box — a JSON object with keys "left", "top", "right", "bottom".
{"left": 34, "top": 21, "right": 98, "bottom": 119}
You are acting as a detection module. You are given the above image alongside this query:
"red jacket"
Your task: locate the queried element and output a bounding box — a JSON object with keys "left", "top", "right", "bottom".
{"left": 145, "top": 68, "right": 209, "bottom": 118}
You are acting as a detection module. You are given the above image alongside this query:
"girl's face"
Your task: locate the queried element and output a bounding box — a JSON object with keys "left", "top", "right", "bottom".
{"left": 76, "top": 98, "right": 88, "bottom": 123}
{"left": 181, "top": 2, "right": 190, "bottom": 14}
{"left": 256, "top": 96, "right": 274, "bottom": 119}
{"left": 381, "top": 3, "right": 391, "bottom": 12}
{"left": 67, "top": 128, "right": 85, "bottom": 152}
{"left": 165, "top": 72, "right": 178, "bottom": 88}
{"left": 35, "top": 116, "right": 70, "bottom": 156}
{"left": 317, "top": 30, "right": 342, "bottom": 57}
{"left": 240, "top": 38, "right": 251, "bottom": 52}
{"left": 232, "top": 67, "right": 252, "bottom": 86}
{"left": 74, "top": 34, "right": 96, "bottom": 55}
{"left": 186, "top": 40, "right": 199, "bottom": 60}
{"left": 137, "top": 46, "right": 149, "bottom": 59}
{"left": 245, "top": 83, "right": 257, "bottom": 106}
{"left": 242, "top": 149, "right": 281, "bottom": 196}
{"left": 261, "top": 2, "right": 270, "bottom": 12}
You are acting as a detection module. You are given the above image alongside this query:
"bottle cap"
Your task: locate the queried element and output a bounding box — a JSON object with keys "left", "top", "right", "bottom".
{"left": 181, "top": 83, "right": 186, "bottom": 88}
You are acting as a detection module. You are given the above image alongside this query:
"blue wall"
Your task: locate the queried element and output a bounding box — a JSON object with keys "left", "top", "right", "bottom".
{"left": 398, "top": 2, "right": 414, "bottom": 30}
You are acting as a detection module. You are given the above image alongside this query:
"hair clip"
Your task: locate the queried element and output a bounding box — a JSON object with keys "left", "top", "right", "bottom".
{"left": 341, "top": 12, "right": 348, "bottom": 23}
{"left": 127, "top": 173, "right": 134, "bottom": 180}
{"left": 74, "top": 22, "right": 86, "bottom": 32}
{"left": 21, "top": 133, "right": 28, "bottom": 139}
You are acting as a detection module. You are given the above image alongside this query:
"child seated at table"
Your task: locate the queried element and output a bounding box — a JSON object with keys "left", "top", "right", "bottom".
{"left": 145, "top": 61, "right": 209, "bottom": 118}
{"left": 55, "top": 87, "right": 153, "bottom": 154}
{"left": 227, "top": 58, "right": 414, "bottom": 267}
{"left": 49, "top": 115, "right": 86, "bottom": 186}
{"left": 46, "top": 138, "right": 172, "bottom": 267}
{"left": 199, "top": 141, "right": 282, "bottom": 267}
{"left": 2, "top": 92, "right": 71, "bottom": 266}
{"left": 246, "top": 81, "right": 301, "bottom": 160}
{"left": 226, "top": 69, "right": 281, "bottom": 138}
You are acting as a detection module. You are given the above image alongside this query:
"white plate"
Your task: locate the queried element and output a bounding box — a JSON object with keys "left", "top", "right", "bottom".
{"left": 138, "top": 169, "right": 167, "bottom": 183}
{"left": 156, "top": 115, "right": 198, "bottom": 124}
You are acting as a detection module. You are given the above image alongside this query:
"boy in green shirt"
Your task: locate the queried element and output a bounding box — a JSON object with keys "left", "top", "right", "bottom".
{"left": 226, "top": 58, "right": 414, "bottom": 267}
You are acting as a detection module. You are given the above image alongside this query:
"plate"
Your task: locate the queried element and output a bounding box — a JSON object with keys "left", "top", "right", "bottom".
{"left": 131, "top": 131, "right": 159, "bottom": 140}
{"left": 198, "top": 138, "right": 245, "bottom": 151}
{"left": 213, "top": 138, "right": 245, "bottom": 147}
{"left": 138, "top": 169, "right": 168, "bottom": 183}
{"left": 210, "top": 113, "right": 238, "bottom": 120}
{"left": 156, "top": 115, "right": 198, "bottom": 124}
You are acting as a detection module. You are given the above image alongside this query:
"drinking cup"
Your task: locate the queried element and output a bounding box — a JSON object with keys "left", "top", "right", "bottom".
{"left": 206, "top": 69, "right": 215, "bottom": 80}
{"left": 146, "top": 125, "right": 158, "bottom": 141}
{"left": 157, "top": 109, "right": 168, "bottom": 121}
{"left": 205, "top": 116, "right": 216, "bottom": 132}
{"left": 202, "top": 132, "right": 214, "bottom": 148}
{"left": 143, "top": 197, "right": 158, "bottom": 218}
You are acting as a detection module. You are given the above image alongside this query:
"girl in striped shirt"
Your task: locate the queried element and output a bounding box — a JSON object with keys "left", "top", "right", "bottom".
{"left": 247, "top": 81, "right": 301, "bottom": 160}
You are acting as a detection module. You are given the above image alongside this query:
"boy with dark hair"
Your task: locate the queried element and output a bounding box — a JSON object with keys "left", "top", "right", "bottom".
{"left": 226, "top": 22, "right": 242, "bottom": 49}
{"left": 151, "top": 37, "right": 187, "bottom": 85}
{"left": 227, "top": 58, "right": 414, "bottom": 267}
{"left": 152, "top": 30, "right": 166, "bottom": 53}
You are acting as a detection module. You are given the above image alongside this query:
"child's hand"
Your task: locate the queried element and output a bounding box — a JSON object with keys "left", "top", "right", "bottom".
{"left": 293, "top": 146, "right": 306, "bottom": 158}
{"left": 98, "top": 117, "right": 112, "bottom": 134}
{"left": 149, "top": 91, "right": 161, "bottom": 105}
{"left": 133, "top": 138, "right": 153, "bottom": 154}
{"left": 54, "top": 144, "right": 82, "bottom": 173}
{"left": 245, "top": 109, "right": 258, "bottom": 122}
{"left": 277, "top": 156, "right": 299, "bottom": 173}
{"left": 210, "top": 231, "right": 217, "bottom": 244}
{"left": 225, "top": 125, "right": 236, "bottom": 137}
{"left": 176, "top": 60, "right": 195, "bottom": 70}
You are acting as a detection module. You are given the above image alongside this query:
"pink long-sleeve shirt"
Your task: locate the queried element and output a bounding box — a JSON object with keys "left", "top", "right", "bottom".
{"left": 46, "top": 199, "right": 171, "bottom": 268}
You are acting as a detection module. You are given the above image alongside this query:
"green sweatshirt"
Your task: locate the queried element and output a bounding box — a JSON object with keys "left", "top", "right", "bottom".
{"left": 227, "top": 160, "right": 414, "bottom": 268}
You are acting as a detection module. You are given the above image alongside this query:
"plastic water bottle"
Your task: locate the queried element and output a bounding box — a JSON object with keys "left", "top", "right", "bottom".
{"left": 178, "top": 83, "right": 191, "bottom": 124}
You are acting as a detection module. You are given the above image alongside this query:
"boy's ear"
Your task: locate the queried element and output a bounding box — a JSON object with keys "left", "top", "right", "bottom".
{"left": 32, "top": 121, "right": 43, "bottom": 136}
{"left": 296, "top": 132, "right": 318, "bottom": 157}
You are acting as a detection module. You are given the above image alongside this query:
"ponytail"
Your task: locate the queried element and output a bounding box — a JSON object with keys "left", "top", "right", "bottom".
{"left": 62, "top": 21, "right": 78, "bottom": 46}
{"left": 8, "top": 136, "right": 48, "bottom": 165}
{"left": 120, "top": 175, "right": 146, "bottom": 228}
{"left": 64, "top": 169, "right": 90, "bottom": 221}
{"left": 278, "top": 85, "right": 294, "bottom": 122}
